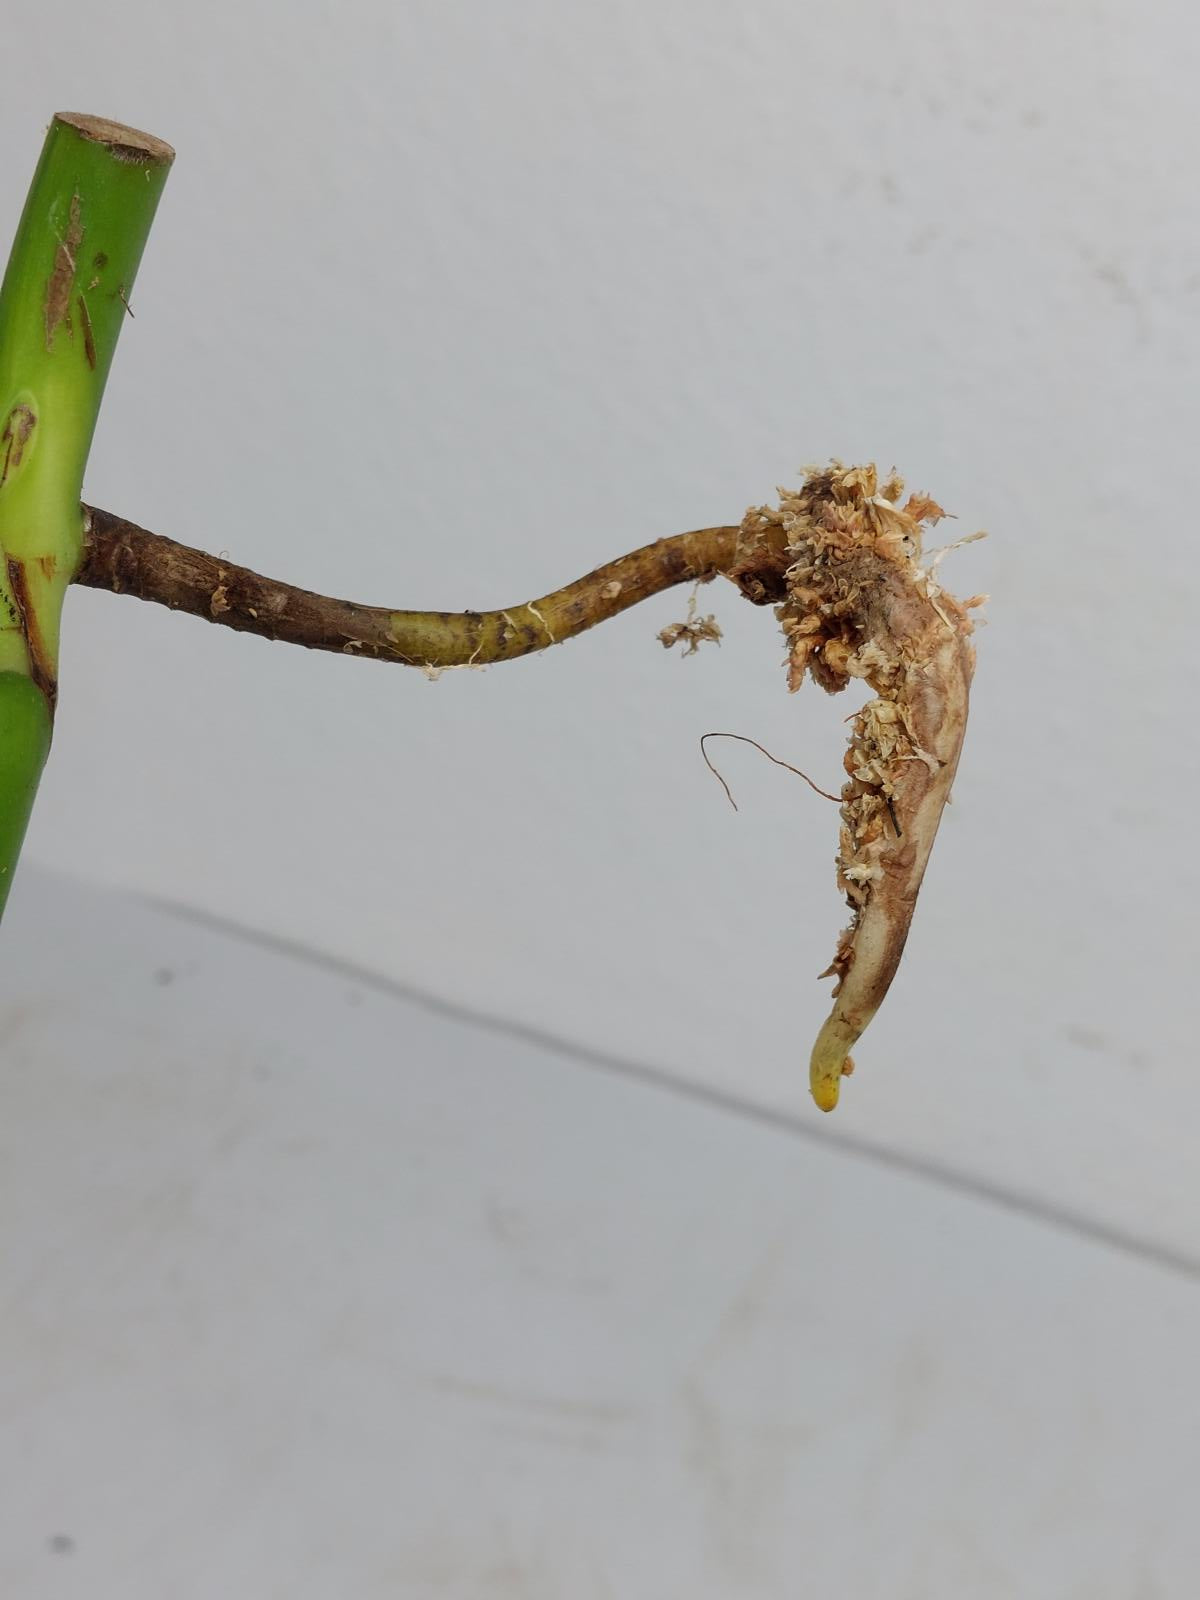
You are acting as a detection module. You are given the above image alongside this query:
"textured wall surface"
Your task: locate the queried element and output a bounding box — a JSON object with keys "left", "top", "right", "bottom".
{"left": 5, "top": 872, "right": 1200, "bottom": 1598}
{"left": 2, "top": 4, "right": 1194, "bottom": 1247}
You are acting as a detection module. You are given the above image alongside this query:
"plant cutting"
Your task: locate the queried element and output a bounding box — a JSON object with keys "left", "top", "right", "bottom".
{"left": 0, "top": 113, "right": 984, "bottom": 1111}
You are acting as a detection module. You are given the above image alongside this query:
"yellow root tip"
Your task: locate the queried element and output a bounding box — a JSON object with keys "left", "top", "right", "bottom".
{"left": 811, "top": 1075, "right": 841, "bottom": 1113}
{"left": 810, "top": 1034, "right": 856, "bottom": 1113}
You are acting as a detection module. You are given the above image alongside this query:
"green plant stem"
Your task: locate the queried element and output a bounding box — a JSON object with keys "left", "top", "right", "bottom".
{"left": 0, "top": 113, "right": 172, "bottom": 910}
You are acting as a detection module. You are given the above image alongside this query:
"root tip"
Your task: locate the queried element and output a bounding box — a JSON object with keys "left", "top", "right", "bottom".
{"left": 811, "top": 1076, "right": 842, "bottom": 1113}
{"left": 810, "top": 1034, "right": 856, "bottom": 1113}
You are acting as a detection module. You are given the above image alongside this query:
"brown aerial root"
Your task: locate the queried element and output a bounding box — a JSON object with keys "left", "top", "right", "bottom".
{"left": 737, "top": 464, "right": 984, "bottom": 1111}
{"left": 78, "top": 464, "right": 982, "bottom": 1112}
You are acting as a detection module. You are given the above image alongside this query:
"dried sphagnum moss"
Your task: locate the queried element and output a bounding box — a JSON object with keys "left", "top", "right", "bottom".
{"left": 739, "top": 464, "right": 982, "bottom": 1111}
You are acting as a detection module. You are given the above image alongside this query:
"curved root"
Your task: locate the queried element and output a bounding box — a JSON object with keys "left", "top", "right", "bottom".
{"left": 738, "top": 465, "right": 982, "bottom": 1112}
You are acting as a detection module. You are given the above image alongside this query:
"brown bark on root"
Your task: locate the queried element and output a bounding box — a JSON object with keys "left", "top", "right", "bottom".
{"left": 77, "top": 464, "right": 982, "bottom": 1112}
{"left": 737, "top": 465, "right": 982, "bottom": 1111}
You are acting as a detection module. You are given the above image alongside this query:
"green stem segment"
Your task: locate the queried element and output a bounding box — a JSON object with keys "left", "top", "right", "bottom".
{"left": 0, "top": 113, "right": 172, "bottom": 911}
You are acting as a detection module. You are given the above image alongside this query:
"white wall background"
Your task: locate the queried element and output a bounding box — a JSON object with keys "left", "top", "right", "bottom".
{"left": 2, "top": 2, "right": 1196, "bottom": 1254}
{"left": 6, "top": 873, "right": 1200, "bottom": 1598}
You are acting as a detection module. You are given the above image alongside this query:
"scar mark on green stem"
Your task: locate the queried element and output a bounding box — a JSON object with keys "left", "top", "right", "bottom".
{"left": 5, "top": 557, "right": 56, "bottom": 709}
{"left": 0, "top": 406, "right": 36, "bottom": 489}
{"left": 77, "top": 295, "right": 96, "bottom": 369}
{"left": 44, "top": 192, "right": 84, "bottom": 349}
